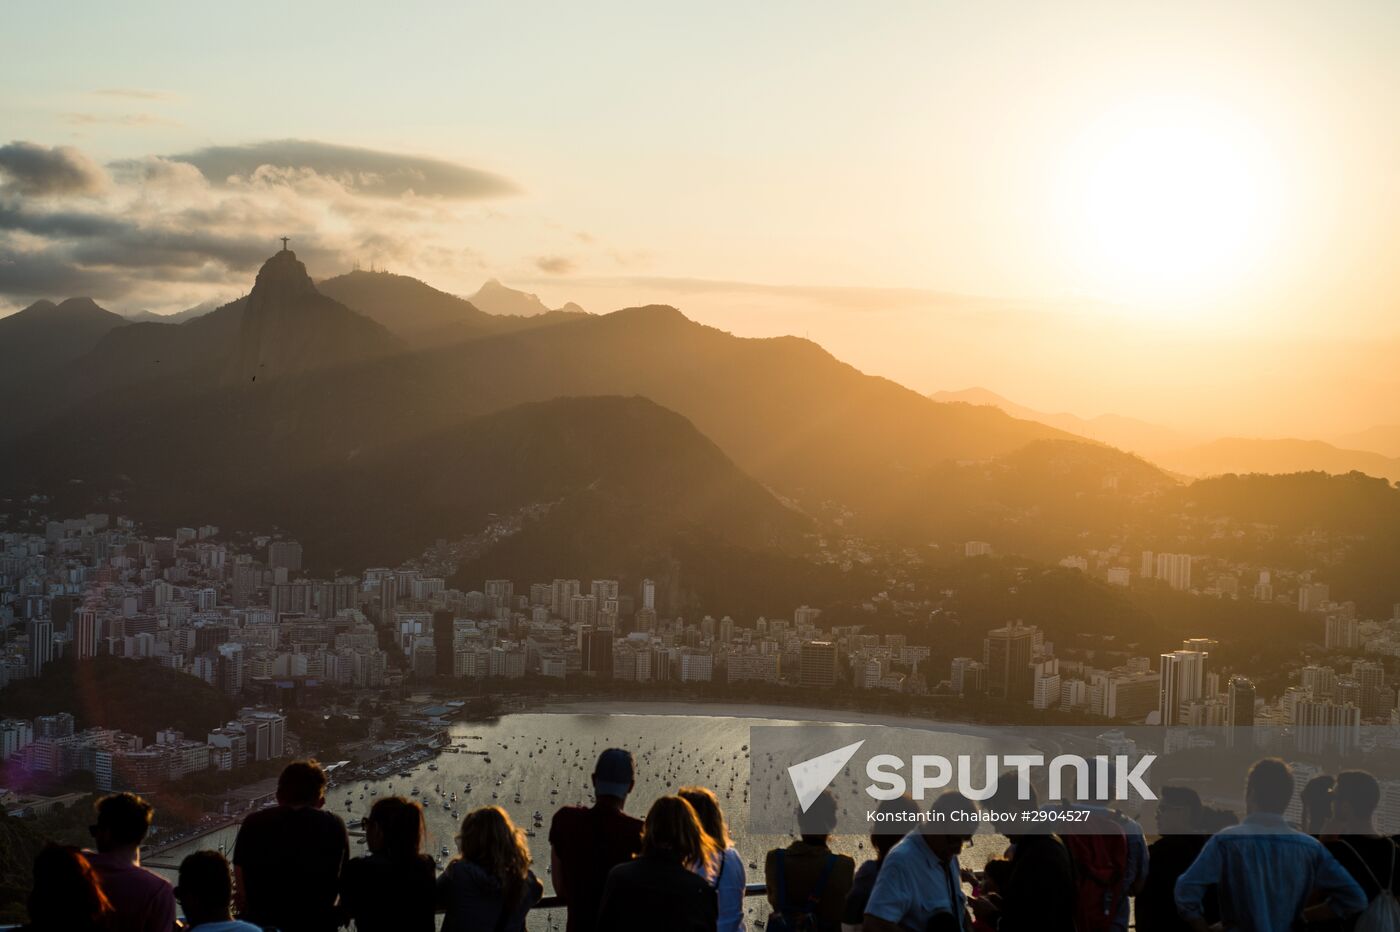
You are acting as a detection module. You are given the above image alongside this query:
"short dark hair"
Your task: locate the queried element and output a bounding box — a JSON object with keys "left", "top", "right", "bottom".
{"left": 986, "top": 772, "right": 1039, "bottom": 815}
{"left": 94, "top": 793, "right": 154, "bottom": 847}
{"left": 368, "top": 797, "right": 425, "bottom": 860}
{"left": 1334, "top": 770, "right": 1381, "bottom": 821}
{"left": 277, "top": 759, "right": 327, "bottom": 806}
{"left": 797, "top": 788, "right": 839, "bottom": 838}
{"left": 1246, "top": 758, "right": 1294, "bottom": 815}
{"left": 931, "top": 791, "right": 980, "bottom": 828}
{"left": 872, "top": 795, "right": 922, "bottom": 856}
{"left": 177, "top": 850, "right": 233, "bottom": 910}
{"left": 1158, "top": 786, "right": 1204, "bottom": 822}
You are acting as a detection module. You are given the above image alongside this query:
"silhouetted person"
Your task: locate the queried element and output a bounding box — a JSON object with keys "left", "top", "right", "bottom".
{"left": 972, "top": 779, "right": 1075, "bottom": 932}
{"left": 863, "top": 792, "right": 979, "bottom": 932}
{"left": 549, "top": 747, "right": 644, "bottom": 932}
{"left": 841, "top": 795, "right": 921, "bottom": 932}
{"left": 680, "top": 785, "right": 747, "bottom": 932}
{"left": 174, "top": 850, "right": 261, "bottom": 932}
{"left": 84, "top": 792, "right": 176, "bottom": 932}
{"left": 765, "top": 787, "right": 856, "bottom": 932}
{"left": 1302, "top": 774, "right": 1336, "bottom": 835}
{"left": 22, "top": 844, "right": 115, "bottom": 932}
{"left": 1057, "top": 764, "right": 1148, "bottom": 932}
{"left": 341, "top": 796, "right": 435, "bottom": 932}
{"left": 1175, "top": 758, "right": 1366, "bottom": 932}
{"left": 438, "top": 806, "right": 543, "bottom": 932}
{"left": 1319, "top": 769, "right": 1400, "bottom": 925}
{"left": 232, "top": 759, "right": 349, "bottom": 932}
{"left": 1136, "top": 787, "right": 1215, "bottom": 932}
{"left": 597, "top": 795, "right": 719, "bottom": 932}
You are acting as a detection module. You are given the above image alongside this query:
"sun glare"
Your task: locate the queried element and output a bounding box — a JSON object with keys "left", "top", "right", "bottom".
{"left": 1057, "top": 99, "right": 1283, "bottom": 308}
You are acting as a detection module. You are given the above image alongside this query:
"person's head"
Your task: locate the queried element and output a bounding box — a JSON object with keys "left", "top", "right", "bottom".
{"left": 797, "top": 788, "right": 839, "bottom": 845}
{"left": 640, "top": 795, "right": 718, "bottom": 871}
{"left": 1244, "top": 758, "right": 1294, "bottom": 816}
{"left": 90, "top": 792, "right": 154, "bottom": 853}
{"left": 367, "top": 796, "right": 425, "bottom": 860}
{"left": 591, "top": 748, "right": 635, "bottom": 804}
{"left": 1301, "top": 774, "right": 1336, "bottom": 833}
{"left": 679, "top": 785, "right": 732, "bottom": 850}
{"left": 871, "top": 795, "right": 922, "bottom": 858}
{"left": 276, "top": 759, "right": 328, "bottom": 808}
{"left": 175, "top": 850, "right": 236, "bottom": 926}
{"left": 984, "top": 772, "right": 1039, "bottom": 838}
{"left": 458, "top": 806, "right": 532, "bottom": 893}
{"left": 1156, "top": 786, "right": 1204, "bottom": 835}
{"left": 1331, "top": 770, "right": 1381, "bottom": 830}
{"left": 922, "top": 792, "right": 979, "bottom": 860}
{"left": 27, "top": 844, "right": 113, "bottom": 931}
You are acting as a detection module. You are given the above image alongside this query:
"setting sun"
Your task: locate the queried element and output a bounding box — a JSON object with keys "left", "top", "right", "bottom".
{"left": 1057, "top": 99, "right": 1284, "bottom": 307}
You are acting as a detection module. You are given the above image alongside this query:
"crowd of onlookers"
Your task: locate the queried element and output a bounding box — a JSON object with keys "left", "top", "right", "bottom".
{"left": 13, "top": 749, "right": 1400, "bottom": 931}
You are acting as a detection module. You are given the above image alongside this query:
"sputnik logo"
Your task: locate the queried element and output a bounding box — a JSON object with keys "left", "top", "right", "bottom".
{"left": 787, "top": 740, "right": 865, "bottom": 812}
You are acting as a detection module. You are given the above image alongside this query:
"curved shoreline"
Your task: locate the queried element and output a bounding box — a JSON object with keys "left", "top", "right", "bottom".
{"left": 519, "top": 697, "right": 1008, "bottom": 738}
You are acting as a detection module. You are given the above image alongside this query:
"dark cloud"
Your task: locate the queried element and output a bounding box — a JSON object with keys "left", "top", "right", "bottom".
{"left": 0, "top": 141, "right": 108, "bottom": 196}
{"left": 163, "top": 139, "right": 519, "bottom": 199}
{"left": 0, "top": 246, "right": 136, "bottom": 300}
{"left": 534, "top": 255, "right": 575, "bottom": 274}
{"left": 0, "top": 202, "right": 131, "bottom": 239}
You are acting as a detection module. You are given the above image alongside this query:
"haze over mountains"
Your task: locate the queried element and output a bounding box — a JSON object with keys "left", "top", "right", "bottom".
{"left": 933, "top": 387, "right": 1400, "bottom": 483}
{"left": 3, "top": 246, "right": 1397, "bottom": 608}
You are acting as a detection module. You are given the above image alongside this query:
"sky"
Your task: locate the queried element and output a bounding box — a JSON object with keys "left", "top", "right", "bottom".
{"left": 2, "top": 1, "right": 1399, "bottom": 438}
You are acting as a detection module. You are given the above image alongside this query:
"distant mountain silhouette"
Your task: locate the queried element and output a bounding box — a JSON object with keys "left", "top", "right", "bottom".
{"left": 1158, "top": 437, "right": 1400, "bottom": 483}
{"left": 0, "top": 297, "right": 129, "bottom": 422}
{"left": 230, "top": 248, "right": 401, "bottom": 384}
{"left": 118, "top": 301, "right": 221, "bottom": 325}
{"left": 467, "top": 278, "right": 585, "bottom": 317}
{"left": 318, "top": 269, "right": 588, "bottom": 348}
{"left": 1, "top": 268, "right": 1076, "bottom": 550}
{"left": 1332, "top": 424, "right": 1400, "bottom": 460}
{"left": 930, "top": 387, "right": 1194, "bottom": 455}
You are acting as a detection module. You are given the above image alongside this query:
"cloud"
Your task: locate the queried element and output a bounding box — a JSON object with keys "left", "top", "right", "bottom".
{"left": 534, "top": 254, "right": 575, "bottom": 274}
{"left": 0, "top": 141, "right": 108, "bottom": 196}
{"left": 91, "top": 88, "right": 174, "bottom": 100}
{"left": 0, "top": 138, "right": 532, "bottom": 311}
{"left": 163, "top": 139, "right": 519, "bottom": 200}
{"left": 62, "top": 112, "right": 182, "bottom": 129}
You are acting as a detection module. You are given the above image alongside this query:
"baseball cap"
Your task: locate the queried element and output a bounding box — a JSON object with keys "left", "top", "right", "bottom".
{"left": 593, "top": 748, "right": 635, "bottom": 799}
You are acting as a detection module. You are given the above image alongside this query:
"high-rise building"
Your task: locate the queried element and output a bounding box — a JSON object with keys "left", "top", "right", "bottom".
{"left": 1298, "top": 583, "right": 1331, "bottom": 613}
{"left": 983, "top": 623, "right": 1037, "bottom": 701}
{"left": 551, "top": 579, "right": 581, "bottom": 618}
{"left": 582, "top": 628, "right": 614, "bottom": 677}
{"left": 74, "top": 609, "right": 98, "bottom": 660}
{"left": 1325, "top": 616, "right": 1359, "bottom": 650}
{"left": 640, "top": 579, "right": 656, "bottom": 612}
{"left": 799, "top": 641, "right": 837, "bottom": 688}
{"left": 1159, "top": 650, "right": 1209, "bottom": 725}
{"left": 30, "top": 619, "right": 54, "bottom": 677}
{"left": 1301, "top": 664, "right": 1337, "bottom": 699}
{"left": 1154, "top": 553, "right": 1193, "bottom": 591}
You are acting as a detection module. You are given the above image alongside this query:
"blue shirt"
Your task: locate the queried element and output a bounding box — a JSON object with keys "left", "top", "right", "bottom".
{"left": 695, "top": 847, "right": 748, "bottom": 932}
{"left": 864, "top": 833, "right": 965, "bottom": 931}
{"left": 1175, "top": 812, "right": 1368, "bottom": 932}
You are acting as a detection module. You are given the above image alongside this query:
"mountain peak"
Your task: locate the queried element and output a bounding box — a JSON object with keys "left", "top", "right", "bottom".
{"left": 231, "top": 248, "right": 400, "bottom": 384}
{"left": 248, "top": 248, "right": 318, "bottom": 303}
{"left": 468, "top": 278, "right": 584, "bottom": 317}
